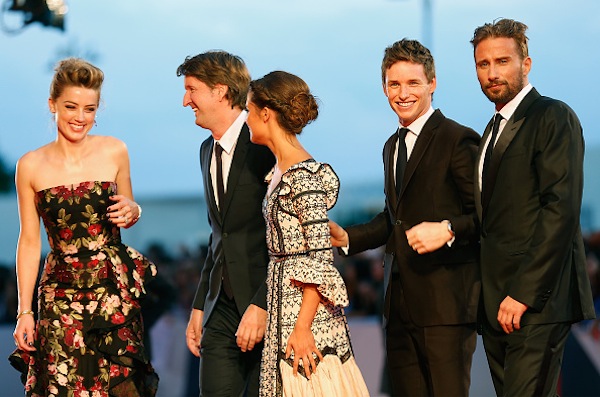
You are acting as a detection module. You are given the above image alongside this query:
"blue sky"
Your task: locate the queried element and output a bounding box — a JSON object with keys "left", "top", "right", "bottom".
{"left": 1, "top": 0, "right": 598, "bottom": 197}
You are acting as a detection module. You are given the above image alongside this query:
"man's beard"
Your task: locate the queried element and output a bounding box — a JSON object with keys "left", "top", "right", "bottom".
{"left": 483, "top": 74, "right": 525, "bottom": 105}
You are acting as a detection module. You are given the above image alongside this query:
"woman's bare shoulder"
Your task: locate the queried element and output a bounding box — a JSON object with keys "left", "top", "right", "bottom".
{"left": 90, "top": 135, "right": 128, "bottom": 155}
{"left": 17, "top": 143, "right": 53, "bottom": 171}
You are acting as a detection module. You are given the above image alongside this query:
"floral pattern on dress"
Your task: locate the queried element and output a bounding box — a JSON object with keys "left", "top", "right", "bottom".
{"left": 259, "top": 160, "right": 369, "bottom": 396}
{"left": 9, "top": 181, "right": 159, "bottom": 397}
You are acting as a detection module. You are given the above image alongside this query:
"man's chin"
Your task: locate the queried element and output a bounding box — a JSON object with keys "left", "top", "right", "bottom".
{"left": 484, "top": 89, "right": 508, "bottom": 105}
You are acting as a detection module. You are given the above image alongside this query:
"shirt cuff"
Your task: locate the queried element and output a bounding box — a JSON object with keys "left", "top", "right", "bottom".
{"left": 444, "top": 220, "right": 455, "bottom": 247}
{"left": 341, "top": 244, "right": 349, "bottom": 255}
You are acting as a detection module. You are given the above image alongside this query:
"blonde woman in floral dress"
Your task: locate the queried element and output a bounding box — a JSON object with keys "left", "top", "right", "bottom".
{"left": 246, "top": 71, "right": 369, "bottom": 397}
{"left": 10, "top": 58, "right": 158, "bottom": 397}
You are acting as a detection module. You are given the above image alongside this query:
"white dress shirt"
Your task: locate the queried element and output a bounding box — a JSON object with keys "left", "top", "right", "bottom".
{"left": 477, "top": 84, "right": 533, "bottom": 191}
{"left": 394, "top": 106, "right": 435, "bottom": 181}
{"left": 211, "top": 110, "right": 247, "bottom": 209}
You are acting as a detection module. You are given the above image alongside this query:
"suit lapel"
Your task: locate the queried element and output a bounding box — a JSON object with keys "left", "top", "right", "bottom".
{"left": 384, "top": 131, "right": 399, "bottom": 208}
{"left": 202, "top": 138, "right": 221, "bottom": 224}
{"left": 475, "top": 117, "right": 494, "bottom": 220}
{"left": 481, "top": 88, "right": 542, "bottom": 217}
{"left": 220, "top": 124, "right": 251, "bottom": 219}
{"left": 397, "top": 109, "right": 440, "bottom": 202}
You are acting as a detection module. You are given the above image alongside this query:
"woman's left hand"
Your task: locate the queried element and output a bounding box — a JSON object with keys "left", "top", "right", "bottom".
{"left": 285, "top": 325, "right": 323, "bottom": 379}
{"left": 108, "top": 195, "right": 139, "bottom": 228}
{"left": 13, "top": 315, "right": 36, "bottom": 352}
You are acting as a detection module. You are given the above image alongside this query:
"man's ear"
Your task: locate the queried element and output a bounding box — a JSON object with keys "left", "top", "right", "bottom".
{"left": 214, "top": 84, "right": 229, "bottom": 101}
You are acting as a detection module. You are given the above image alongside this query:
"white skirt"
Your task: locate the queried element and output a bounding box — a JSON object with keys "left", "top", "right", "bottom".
{"left": 279, "top": 355, "right": 370, "bottom": 397}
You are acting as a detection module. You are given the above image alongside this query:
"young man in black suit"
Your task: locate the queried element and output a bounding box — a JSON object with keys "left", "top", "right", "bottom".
{"left": 471, "top": 18, "right": 596, "bottom": 396}
{"left": 330, "top": 39, "right": 481, "bottom": 396}
{"left": 177, "top": 51, "right": 275, "bottom": 396}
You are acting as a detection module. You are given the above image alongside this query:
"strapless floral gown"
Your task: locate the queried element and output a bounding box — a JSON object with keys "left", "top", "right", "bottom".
{"left": 9, "top": 181, "right": 159, "bottom": 397}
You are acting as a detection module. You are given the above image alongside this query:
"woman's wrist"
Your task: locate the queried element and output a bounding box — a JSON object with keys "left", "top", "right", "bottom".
{"left": 16, "top": 310, "right": 34, "bottom": 320}
{"left": 294, "top": 320, "right": 312, "bottom": 331}
{"left": 133, "top": 203, "right": 142, "bottom": 222}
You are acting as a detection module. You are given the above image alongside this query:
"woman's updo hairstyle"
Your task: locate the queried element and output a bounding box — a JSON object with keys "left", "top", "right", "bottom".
{"left": 49, "top": 57, "right": 104, "bottom": 102}
{"left": 249, "top": 71, "right": 318, "bottom": 135}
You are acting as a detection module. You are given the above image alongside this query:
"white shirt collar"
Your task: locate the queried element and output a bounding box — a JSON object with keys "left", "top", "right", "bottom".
{"left": 496, "top": 83, "right": 533, "bottom": 121}
{"left": 215, "top": 110, "right": 247, "bottom": 154}
{"left": 401, "top": 106, "right": 435, "bottom": 136}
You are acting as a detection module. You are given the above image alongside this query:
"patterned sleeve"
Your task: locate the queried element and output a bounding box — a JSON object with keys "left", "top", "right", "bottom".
{"left": 286, "top": 163, "right": 348, "bottom": 307}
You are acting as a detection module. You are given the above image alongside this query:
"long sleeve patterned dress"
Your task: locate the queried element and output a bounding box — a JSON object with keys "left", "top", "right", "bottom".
{"left": 259, "top": 160, "right": 369, "bottom": 397}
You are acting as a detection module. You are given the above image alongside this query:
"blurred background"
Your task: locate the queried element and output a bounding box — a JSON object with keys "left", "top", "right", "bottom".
{"left": 0, "top": 0, "right": 599, "bottom": 396}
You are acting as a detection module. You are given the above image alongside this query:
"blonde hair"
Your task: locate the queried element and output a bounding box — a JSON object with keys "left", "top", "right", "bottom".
{"left": 49, "top": 57, "right": 104, "bottom": 101}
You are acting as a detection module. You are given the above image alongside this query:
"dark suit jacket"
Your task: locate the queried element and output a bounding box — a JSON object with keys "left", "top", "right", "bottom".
{"left": 346, "top": 109, "right": 481, "bottom": 328}
{"left": 192, "top": 124, "right": 275, "bottom": 324}
{"left": 475, "top": 88, "right": 595, "bottom": 331}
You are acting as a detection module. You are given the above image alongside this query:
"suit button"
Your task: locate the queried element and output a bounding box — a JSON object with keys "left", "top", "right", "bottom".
{"left": 223, "top": 233, "right": 228, "bottom": 238}
{"left": 395, "top": 220, "right": 402, "bottom": 225}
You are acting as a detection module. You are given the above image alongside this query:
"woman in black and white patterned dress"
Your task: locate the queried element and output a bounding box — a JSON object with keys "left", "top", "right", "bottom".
{"left": 246, "top": 71, "right": 369, "bottom": 397}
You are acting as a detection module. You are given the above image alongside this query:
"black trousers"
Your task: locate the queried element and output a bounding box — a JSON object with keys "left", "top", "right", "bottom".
{"left": 199, "top": 291, "right": 263, "bottom": 397}
{"left": 481, "top": 318, "right": 570, "bottom": 397}
{"left": 385, "top": 274, "right": 477, "bottom": 397}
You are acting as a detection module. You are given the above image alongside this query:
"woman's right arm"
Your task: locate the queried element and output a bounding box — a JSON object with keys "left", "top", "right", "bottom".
{"left": 285, "top": 283, "right": 324, "bottom": 378}
{"left": 13, "top": 156, "right": 42, "bottom": 351}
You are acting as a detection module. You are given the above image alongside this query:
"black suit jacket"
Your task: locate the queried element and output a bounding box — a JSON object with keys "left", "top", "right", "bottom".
{"left": 346, "top": 109, "right": 481, "bottom": 328}
{"left": 475, "top": 88, "right": 595, "bottom": 331}
{"left": 192, "top": 124, "right": 275, "bottom": 323}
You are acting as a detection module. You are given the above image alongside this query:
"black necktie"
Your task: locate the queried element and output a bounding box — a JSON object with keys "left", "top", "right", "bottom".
{"left": 214, "top": 142, "right": 225, "bottom": 210}
{"left": 395, "top": 128, "right": 409, "bottom": 195}
{"left": 482, "top": 113, "right": 503, "bottom": 202}
{"left": 214, "top": 142, "right": 233, "bottom": 298}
